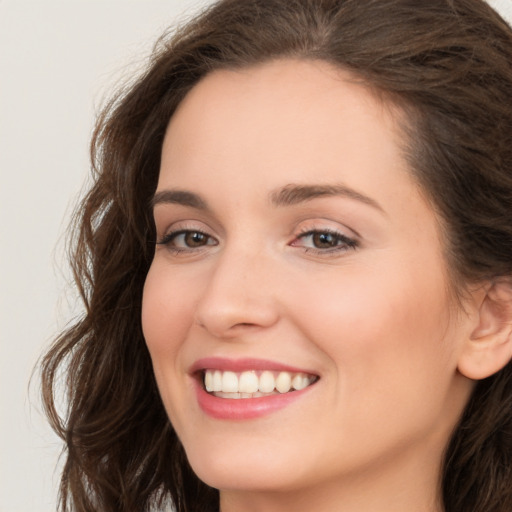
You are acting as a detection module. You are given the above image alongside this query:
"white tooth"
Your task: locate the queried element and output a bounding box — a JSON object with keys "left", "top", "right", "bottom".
{"left": 212, "top": 370, "right": 222, "bottom": 392}
{"left": 216, "top": 391, "right": 240, "bottom": 399}
{"left": 259, "top": 371, "right": 276, "bottom": 393}
{"left": 291, "top": 373, "right": 303, "bottom": 390}
{"left": 205, "top": 370, "right": 213, "bottom": 392}
{"left": 276, "top": 372, "right": 292, "bottom": 393}
{"left": 292, "top": 373, "right": 309, "bottom": 391}
{"left": 222, "top": 371, "right": 239, "bottom": 392}
{"left": 239, "top": 371, "right": 259, "bottom": 393}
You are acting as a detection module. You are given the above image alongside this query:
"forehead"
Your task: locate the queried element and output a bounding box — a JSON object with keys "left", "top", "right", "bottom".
{"left": 159, "top": 59, "right": 408, "bottom": 195}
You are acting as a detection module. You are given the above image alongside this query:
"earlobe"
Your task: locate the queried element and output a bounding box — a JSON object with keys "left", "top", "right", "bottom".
{"left": 457, "top": 279, "right": 512, "bottom": 380}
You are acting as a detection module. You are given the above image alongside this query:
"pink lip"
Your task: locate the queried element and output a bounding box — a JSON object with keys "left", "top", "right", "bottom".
{"left": 189, "top": 357, "right": 318, "bottom": 420}
{"left": 193, "top": 379, "right": 314, "bottom": 420}
{"left": 190, "top": 357, "right": 316, "bottom": 374}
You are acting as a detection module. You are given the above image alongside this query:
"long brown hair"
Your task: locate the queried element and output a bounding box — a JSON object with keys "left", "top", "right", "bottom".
{"left": 41, "top": 0, "right": 512, "bottom": 510}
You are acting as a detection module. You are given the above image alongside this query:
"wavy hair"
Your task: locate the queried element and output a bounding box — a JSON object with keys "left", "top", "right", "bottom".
{"left": 41, "top": 0, "right": 512, "bottom": 510}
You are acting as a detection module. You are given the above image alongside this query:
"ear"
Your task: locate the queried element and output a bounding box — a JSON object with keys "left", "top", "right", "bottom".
{"left": 457, "top": 278, "right": 512, "bottom": 380}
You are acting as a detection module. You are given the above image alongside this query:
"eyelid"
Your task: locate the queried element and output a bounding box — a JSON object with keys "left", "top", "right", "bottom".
{"left": 290, "top": 223, "right": 359, "bottom": 255}
{"left": 294, "top": 229, "right": 357, "bottom": 246}
{"left": 156, "top": 228, "right": 216, "bottom": 246}
{"left": 155, "top": 219, "right": 219, "bottom": 251}
{"left": 293, "top": 219, "right": 358, "bottom": 240}
{"left": 156, "top": 218, "right": 214, "bottom": 239}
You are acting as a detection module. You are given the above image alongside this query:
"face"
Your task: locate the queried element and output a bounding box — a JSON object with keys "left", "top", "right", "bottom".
{"left": 142, "top": 60, "right": 474, "bottom": 501}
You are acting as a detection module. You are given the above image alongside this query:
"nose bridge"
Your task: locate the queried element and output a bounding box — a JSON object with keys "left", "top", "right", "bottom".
{"left": 195, "top": 241, "right": 278, "bottom": 336}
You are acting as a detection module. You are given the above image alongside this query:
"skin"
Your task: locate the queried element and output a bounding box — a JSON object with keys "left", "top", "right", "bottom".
{"left": 142, "top": 59, "right": 477, "bottom": 512}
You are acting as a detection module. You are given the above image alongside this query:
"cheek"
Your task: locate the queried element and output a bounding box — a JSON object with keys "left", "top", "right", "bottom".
{"left": 286, "top": 263, "right": 463, "bottom": 464}
{"left": 141, "top": 262, "right": 196, "bottom": 369}
{"left": 141, "top": 262, "right": 202, "bottom": 432}
{"left": 290, "top": 259, "right": 456, "bottom": 400}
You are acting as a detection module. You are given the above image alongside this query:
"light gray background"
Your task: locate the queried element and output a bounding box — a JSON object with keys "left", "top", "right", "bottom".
{"left": 1, "top": 1, "right": 510, "bottom": 511}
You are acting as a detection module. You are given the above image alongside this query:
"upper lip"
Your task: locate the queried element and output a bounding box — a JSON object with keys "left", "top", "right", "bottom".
{"left": 189, "top": 357, "right": 319, "bottom": 376}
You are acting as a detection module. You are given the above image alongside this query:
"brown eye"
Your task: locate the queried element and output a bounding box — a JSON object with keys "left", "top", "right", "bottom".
{"left": 183, "top": 231, "right": 209, "bottom": 247}
{"left": 291, "top": 229, "right": 358, "bottom": 254}
{"left": 311, "top": 232, "right": 340, "bottom": 248}
{"left": 157, "top": 229, "right": 217, "bottom": 250}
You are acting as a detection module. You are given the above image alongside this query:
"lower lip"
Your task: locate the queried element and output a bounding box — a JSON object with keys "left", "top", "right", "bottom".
{"left": 194, "top": 379, "right": 314, "bottom": 420}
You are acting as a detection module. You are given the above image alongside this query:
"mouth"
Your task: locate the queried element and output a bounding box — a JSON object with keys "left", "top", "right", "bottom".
{"left": 190, "top": 358, "right": 320, "bottom": 419}
{"left": 202, "top": 369, "right": 318, "bottom": 399}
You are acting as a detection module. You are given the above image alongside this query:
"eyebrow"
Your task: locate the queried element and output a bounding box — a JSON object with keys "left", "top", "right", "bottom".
{"left": 269, "top": 183, "right": 385, "bottom": 213}
{"left": 151, "top": 183, "right": 384, "bottom": 213}
{"left": 151, "top": 189, "right": 209, "bottom": 210}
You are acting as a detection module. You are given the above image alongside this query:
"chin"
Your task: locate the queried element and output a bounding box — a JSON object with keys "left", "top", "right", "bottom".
{"left": 183, "top": 438, "right": 309, "bottom": 493}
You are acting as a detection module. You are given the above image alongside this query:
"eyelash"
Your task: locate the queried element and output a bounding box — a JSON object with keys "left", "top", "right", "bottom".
{"left": 156, "top": 228, "right": 358, "bottom": 256}
{"left": 156, "top": 229, "right": 217, "bottom": 254}
{"left": 292, "top": 228, "right": 358, "bottom": 255}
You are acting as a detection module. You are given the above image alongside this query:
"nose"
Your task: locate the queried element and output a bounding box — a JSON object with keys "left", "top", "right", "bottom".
{"left": 194, "top": 247, "right": 280, "bottom": 338}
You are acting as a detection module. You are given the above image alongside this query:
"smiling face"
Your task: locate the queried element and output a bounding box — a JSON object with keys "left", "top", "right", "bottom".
{"left": 142, "top": 60, "right": 475, "bottom": 510}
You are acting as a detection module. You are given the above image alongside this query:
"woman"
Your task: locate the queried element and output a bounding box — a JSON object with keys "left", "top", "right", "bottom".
{"left": 41, "top": 0, "right": 512, "bottom": 510}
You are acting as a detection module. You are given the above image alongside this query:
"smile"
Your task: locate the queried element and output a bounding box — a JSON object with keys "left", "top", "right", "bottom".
{"left": 191, "top": 358, "right": 319, "bottom": 419}
{"left": 204, "top": 369, "right": 317, "bottom": 398}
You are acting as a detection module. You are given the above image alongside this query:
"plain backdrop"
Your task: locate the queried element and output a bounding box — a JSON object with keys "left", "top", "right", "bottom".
{"left": 1, "top": 1, "right": 511, "bottom": 511}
